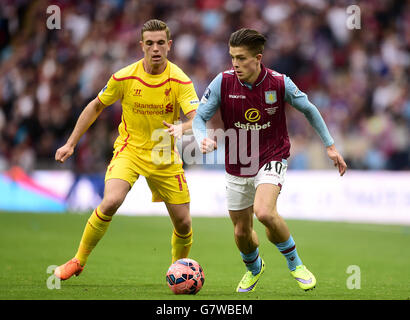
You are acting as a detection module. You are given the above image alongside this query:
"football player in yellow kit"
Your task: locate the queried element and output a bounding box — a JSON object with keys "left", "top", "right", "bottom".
{"left": 54, "top": 19, "right": 199, "bottom": 280}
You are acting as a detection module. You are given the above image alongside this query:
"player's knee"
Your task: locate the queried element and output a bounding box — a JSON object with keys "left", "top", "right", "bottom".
{"left": 100, "top": 195, "right": 124, "bottom": 215}
{"left": 174, "top": 215, "right": 192, "bottom": 234}
{"left": 234, "top": 224, "right": 253, "bottom": 241}
{"left": 254, "top": 207, "right": 276, "bottom": 227}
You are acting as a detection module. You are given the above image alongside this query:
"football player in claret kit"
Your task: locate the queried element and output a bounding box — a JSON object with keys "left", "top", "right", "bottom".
{"left": 54, "top": 19, "right": 199, "bottom": 280}
{"left": 193, "top": 28, "right": 347, "bottom": 292}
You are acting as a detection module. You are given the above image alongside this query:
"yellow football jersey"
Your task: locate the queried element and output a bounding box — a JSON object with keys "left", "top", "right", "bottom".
{"left": 98, "top": 59, "right": 199, "bottom": 164}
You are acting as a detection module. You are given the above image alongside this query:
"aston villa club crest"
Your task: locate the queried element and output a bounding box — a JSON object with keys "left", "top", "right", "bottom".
{"left": 265, "top": 90, "right": 277, "bottom": 104}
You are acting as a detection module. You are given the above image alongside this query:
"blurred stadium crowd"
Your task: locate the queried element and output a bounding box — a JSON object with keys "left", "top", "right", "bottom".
{"left": 0, "top": 0, "right": 409, "bottom": 175}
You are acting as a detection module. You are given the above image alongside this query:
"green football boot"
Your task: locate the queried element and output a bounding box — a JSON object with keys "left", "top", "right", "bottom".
{"left": 236, "top": 258, "right": 265, "bottom": 293}
{"left": 290, "top": 265, "right": 316, "bottom": 291}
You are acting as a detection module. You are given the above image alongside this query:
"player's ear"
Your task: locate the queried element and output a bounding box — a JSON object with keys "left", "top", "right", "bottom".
{"left": 139, "top": 40, "right": 144, "bottom": 51}
{"left": 167, "top": 39, "right": 172, "bottom": 50}
{"left": 256, "top": 53, "right": 262, "bottom": 63}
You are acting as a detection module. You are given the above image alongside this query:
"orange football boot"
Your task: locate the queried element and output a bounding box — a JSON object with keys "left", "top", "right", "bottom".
{"left": 54, "top": 258, "right": 84, "bottom": 280}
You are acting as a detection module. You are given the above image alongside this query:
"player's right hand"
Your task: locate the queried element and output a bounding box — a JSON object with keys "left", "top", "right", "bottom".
{"left": 200, "top": 138, "right": 217, "bottom": 154}
{"left": 55, "top": 144, "right": 74, "bottom": 163}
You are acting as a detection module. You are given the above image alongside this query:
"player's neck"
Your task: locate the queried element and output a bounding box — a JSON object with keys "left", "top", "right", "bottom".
{"left": 143, "top": 59, "right": 167, "bottom": 75}
{"left": 246, "top": 64, "right": 262, "bottom": 85}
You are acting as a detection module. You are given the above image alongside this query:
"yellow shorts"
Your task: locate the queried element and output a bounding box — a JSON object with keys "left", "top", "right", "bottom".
{"left": 105, "top": 144, "right": 190, "bottom": 204}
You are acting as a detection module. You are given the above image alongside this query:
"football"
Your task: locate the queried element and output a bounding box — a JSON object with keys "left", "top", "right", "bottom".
{"left": 166, "top": 258, "right": 205, "bottom": 294}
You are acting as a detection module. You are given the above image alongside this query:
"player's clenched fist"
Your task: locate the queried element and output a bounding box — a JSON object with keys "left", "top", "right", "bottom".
{"left": 55, "top": 144, "right": 74, "bottom": 163}
{"left": 200, "top": 138, "right": 217, "bottom": 154}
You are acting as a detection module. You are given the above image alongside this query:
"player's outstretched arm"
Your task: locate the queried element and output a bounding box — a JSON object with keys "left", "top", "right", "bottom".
{"left": 192, "top": 74, "right": 223, "bottom": 154}
{"left": 192, "top": 112, "right": 217, "bottom": 154}
{"left": 326, "top": 144, "right": 347, "bottom": 176}
{"left": 284, "top": 76, "right": 347, "bottom": 175}
{"left": 55, "top": 97, "right": 106, "bottom": 163}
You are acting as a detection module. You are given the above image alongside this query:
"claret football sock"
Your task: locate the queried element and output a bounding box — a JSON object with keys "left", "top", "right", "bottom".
{"left": 171, "top": 229, "right": 193, "bottom": 263}
{"left": 240, "top": 248, "right": 262, "bottom": 276}
{"left": 274, "top": 235, "right": 302, "bottom": 271}
{"left": 74, "top": 206, "right": 112, "bottom": 266}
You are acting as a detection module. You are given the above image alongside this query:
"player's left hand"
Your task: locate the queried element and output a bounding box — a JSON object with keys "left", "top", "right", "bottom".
{"left": 200, "top": 138, "right": 217, "bottom": 153}
{"left": 326, "top": 144, "right": 347, "bottom": 176}
{"left": 163, "top": 121, "right": 183, "bottom": 139}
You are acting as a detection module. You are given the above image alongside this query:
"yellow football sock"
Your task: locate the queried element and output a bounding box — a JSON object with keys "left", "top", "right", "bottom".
{"left": 171, "top": 229, "right": 193, "bottom": 263}
{"left": 74, "top": 206, "right": 112, "bottom": 266}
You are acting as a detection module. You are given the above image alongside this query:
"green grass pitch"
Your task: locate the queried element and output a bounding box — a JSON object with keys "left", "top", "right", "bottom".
{"left": 0, "top": 211, "right": 409, "bottom": 300}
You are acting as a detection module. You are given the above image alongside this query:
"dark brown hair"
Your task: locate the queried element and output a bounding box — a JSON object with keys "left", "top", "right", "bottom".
{"left": 141, "top": 19, "right": 171, "bottom": 40}
{"left": 229, "top": 28, "right": 266, "bottom": 55}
